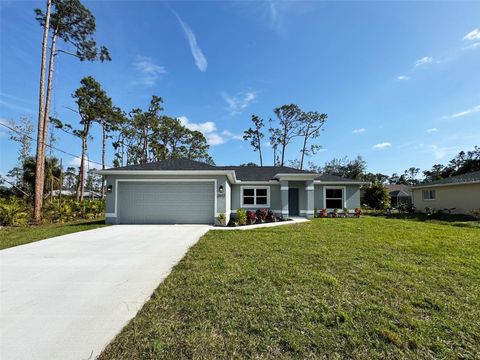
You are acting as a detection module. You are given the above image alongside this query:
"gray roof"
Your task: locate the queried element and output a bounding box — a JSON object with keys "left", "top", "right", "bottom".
{"left": 415, "top": 170, "right": 480, "bottom": 187}
{"left": 385, "top": 184, "right": 412, "bottom": 197}
{"left": 105, "top": 159, "right": 364, "bottom": 183}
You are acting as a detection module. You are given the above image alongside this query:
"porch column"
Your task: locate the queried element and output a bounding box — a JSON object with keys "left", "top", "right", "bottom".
{"left": 280, "top": 180, "right": 289, "bottom": 218}
{"left": 305, "top": 180, "right": 315, "bottom": 218}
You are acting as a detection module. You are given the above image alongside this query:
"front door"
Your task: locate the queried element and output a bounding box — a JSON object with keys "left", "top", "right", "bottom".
{"left": 288, "top": 188, "right": 299, "bottom": 216}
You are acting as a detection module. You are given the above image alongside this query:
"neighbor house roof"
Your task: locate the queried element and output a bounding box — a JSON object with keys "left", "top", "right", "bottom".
{"left": 413, "top": 170, "right": 480, "bottom": 189}
{"left": 385, "top": 184, "right": 412, "bottom": 197}
{"left": 97, "top": 159, "right": 367, "bottom": 184}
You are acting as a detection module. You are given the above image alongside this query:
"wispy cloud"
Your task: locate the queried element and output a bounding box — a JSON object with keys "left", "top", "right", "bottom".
{"left": 372, "top": 142, "right": 392, "bottom": 150}
{"left": 173, "top": 12, "right": 208, "bottom": 72}
{"left": 396, "top": 75, "right": 409, "bottom": 81}
{"left": 132, "top": 56, "right": 166, "bottom": 86}
{"left": 426, "top": 128, "right": 439, "bottom": 133}
{"left": 0, "top": 99, "right": 35, "bottom": 114}
{"left": 449, "top": 104, "right": 480, "bottom": 118}
{"left": 463, "top": 28, "right": 480, "bottom": 41}
{"left": 179, "top": 116, "right": 241, "bottom": 146}
{"left": 352, "top": 128, "right": 365, "bottom": 134}
{"left": 417, "top": 144, "right": 462, "bottom": 160}
{"left": 221, "top": 91, "right": 256, "bottom": 115}
{"left": 463, "top": 42, "right": 480, "bottom": 50}
{"left": 414, "top": 56, "right": 434, "bottom": 67}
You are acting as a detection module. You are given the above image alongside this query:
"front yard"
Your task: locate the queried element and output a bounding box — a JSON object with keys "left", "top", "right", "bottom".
{"left": 99, "top": 217, "right": 480, "bottom": 359}
{"left": 0, "top": 219, "right": 108, "bottom": 250}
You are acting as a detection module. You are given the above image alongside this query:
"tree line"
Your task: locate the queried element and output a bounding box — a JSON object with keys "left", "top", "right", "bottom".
{"left": 242, "top": 104, "right": 328, "bottom": 169}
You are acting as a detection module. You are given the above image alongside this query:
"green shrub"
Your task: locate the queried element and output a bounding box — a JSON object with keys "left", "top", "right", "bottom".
{"left": 236, "top": 208, "right": 247, "bottom": 226}
{"left": 363, "top": 183, "right": 391, "bottom": 210}
{"left": 216, "top": 213, "right": 226, "bottom": 226}
{"left": 0, "top": 197, "right": 29, "bottom": 226}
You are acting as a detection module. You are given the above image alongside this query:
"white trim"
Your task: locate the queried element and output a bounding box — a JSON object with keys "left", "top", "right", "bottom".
{"left": 305, "top": 186, "right": 315, "bottom": 191}
{"left": 413, "top": 180, "right": 480, "bottom": 189}
{"left": 422, "top": 189, "right": 436, "bottom": 201}
{"left": 231, "top": 209, "right": 282, "bottom": 213}
{"left": 240, "top": 186, "right": 270, "bottom": 208}
{"left": 300, "top": 210, "right": 315, "bottom": 215}
{"left": 315, "top": 180, "right": 368, "bottom": 185}
{"left": 323, "top": 186, "right": 346, "bottom": 210}
{"left": 108, "top": 179, "right": 217, "bottom": 221}
{"left": 280, "top": 186, "right": 289, "bottom": 191}
{"left": 274, "top": 173, "right": 318, "bottom": 181}
{"left": 95, "top": 170, "right": 237, "bottom": 183}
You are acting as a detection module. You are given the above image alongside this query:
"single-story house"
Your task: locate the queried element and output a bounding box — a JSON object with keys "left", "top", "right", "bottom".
{"left": 97, "top": 159, "right": 366, "bottom": 225}
{"left": 385, "top": 184, "right": 412, "bottom": 207}
{"left": 412, "top": 170, "right": 480, "bottom": 215}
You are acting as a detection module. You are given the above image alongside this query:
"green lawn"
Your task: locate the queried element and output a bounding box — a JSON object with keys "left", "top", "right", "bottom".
{"left": 0, "top": 219, "right": 108, "bottom": 250}
{"left": 99, "top": 217, "right": 480, "bottom": 359}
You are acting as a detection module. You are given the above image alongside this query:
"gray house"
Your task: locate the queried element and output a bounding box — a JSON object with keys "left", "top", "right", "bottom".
{"left": 97, "top": 159, "right": 365, "bottom": 225}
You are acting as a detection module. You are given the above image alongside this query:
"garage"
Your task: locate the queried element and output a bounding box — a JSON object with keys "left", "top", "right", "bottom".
{"left": 117, "top": 181, "right": 215, "bottom": 224}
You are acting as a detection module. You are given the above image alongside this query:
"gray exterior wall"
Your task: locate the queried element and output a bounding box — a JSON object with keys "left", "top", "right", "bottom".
{"left": 105, "top": 174, "right": 228, "bottom": 224}
{"left": 314, "top": 184, "right": 361, "bottom": 210}
{"left": 230, "top": 183, "right": 282, "bottom": 211}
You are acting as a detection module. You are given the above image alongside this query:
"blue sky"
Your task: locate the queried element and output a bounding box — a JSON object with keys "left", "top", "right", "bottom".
{"left": 1, "top": 1, "right": 479, "bottom": 176}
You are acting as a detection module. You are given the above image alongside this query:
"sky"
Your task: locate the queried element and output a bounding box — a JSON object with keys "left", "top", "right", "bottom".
{"left": 1, "top": 0, "right": 479, "bottom": 178}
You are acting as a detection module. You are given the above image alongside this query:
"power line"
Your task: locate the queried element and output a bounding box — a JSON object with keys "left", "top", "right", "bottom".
{"left": 0, "top": 121, "right": 104, "bottom": 168}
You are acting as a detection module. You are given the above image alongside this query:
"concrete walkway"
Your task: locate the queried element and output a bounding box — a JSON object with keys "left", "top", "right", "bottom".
{"left": 214, "top": 217, "right": 309, "bottom": 230}
{"left": 0, "top": 225, "right": 210, "bottom": 360}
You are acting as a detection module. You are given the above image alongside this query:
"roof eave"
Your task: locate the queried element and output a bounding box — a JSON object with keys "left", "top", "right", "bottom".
{"left": 412, "top": 180, "right": 480, "bottom": 189}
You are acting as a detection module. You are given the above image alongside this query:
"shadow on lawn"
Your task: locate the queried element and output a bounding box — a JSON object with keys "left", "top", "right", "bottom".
{"left": 65, "top": 219, "right": 106, "bottom": 227}
{"left": 367, "top": 212, "right": 479, "bottom": 228}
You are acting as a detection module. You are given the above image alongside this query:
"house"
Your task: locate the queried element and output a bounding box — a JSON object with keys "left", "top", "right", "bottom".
{"left": 385, "top": 184, "right": 412, "bottom": 207}
{"left": 97, "top": 159, "right": 366, "bottom": 225}
{"left": 412, "top": 170, "right": 480, "bottom": 215}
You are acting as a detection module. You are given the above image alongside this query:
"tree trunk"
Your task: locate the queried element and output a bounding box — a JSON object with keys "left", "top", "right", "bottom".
{"left": 33, "top": 0, "right": 52, "bottom": 224}
{"left": 41, "top": 34, "right": 57, "bottom": 157}
{"left": 300, "top": 133, "right": 308, "bottom": 170}
{"left": 101, "top": 124, "right": 106, "bottom": 198}
{"left": 76, "top": 122, "right": 89, "bottom": 201}
{"left": 257, "top": 135, "right": 263, "bottom": 167}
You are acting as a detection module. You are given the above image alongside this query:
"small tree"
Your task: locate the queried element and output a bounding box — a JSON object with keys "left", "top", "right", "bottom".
{"left": 363, "top": 183, "right": 390, "bottom": 210}
{"left": 298, "top": 111, "right": 327, "bottom": 170}
{"left": 272, "top": 104, "right": 302, "bottom": 166}
{"left": 243, "top": 115, "right": 264, "bottom": 166}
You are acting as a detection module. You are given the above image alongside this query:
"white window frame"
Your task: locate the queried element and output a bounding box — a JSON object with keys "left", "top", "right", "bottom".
{"left": 422, "top": 189, "right": 436, "bottom": 201}
{"left": 240, "top": 186, "right": 270, "bottom": 208}
{"left": 323, "top": 186, "right": 346, "bottom": 210}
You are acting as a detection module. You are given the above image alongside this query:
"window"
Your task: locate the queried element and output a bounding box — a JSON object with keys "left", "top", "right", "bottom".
{"left": 241, "top": 187, "right": 269, "bottom": 207}
{"left": 325, "top": 187, "right": 344, "bottom": 209}
{"left": 422, "top": 190, "right": 436, "bottom": 201}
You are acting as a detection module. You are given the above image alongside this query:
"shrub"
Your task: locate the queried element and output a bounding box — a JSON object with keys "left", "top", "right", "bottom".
{"left": 266, "top": 210, "right": 275, "bottom": 221}
{"left": 332, "top": 208, "right": 339, "bottom": 218}
{"left": 363, "top": 183, "right": 390, "bottom": 210}
{"left": 236, "top": 208, "right": 247, "bottom": 226}
{"left": 354, "top": 207, "right": 362, "bottom": 218}
{"left": 246, "top": 210, "right": 257, "bottom": 224}
{"left": 256, "top": 209, "right": 268, "bottom": 222}
{"left": 216, "top": 213, "right": 226, "bottom": 226}
{"left": 319, "top": 208, "right": 328, "bottom": 218}
{"left": 343, "top": 207, "right": 349, "bottom": 218}
{"left": 0, "top": 197, "right": 29, "bottom": 226}
{"left": 471, "top": 208, "right": 480, "bottom": 220}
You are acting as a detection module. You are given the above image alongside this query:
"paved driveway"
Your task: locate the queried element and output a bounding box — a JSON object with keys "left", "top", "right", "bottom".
{"left": 0, "top": 225, "right": 210, "bottom": 360}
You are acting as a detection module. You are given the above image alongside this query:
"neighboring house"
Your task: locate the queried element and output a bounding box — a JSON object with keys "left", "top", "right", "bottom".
{"left": 412, "top": 170, "right": 480, "bottom": 215}
{"left": 97, "top": 159, "right": 366, "bottom": 225}
{"left": 385, "top": 184, "right": 412, "bottom": 207}
{"left": 50, "top": 190, "right": 102, "bottom": 199}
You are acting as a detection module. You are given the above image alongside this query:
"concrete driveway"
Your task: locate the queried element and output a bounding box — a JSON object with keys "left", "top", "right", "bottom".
{"left": 0, "top": 225, "right": 210, "bottom": 360}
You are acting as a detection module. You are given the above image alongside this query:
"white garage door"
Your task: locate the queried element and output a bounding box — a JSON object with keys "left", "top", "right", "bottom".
{"left": 117, "top": 181, "right": 215, "bottom": 224}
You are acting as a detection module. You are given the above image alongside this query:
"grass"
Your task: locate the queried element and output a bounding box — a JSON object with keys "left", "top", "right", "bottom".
{"left": 0, "top": 219, "right": 108, "bottom": 250}
{"left": 99, "top": 216, "right": 480, "bottom": 359}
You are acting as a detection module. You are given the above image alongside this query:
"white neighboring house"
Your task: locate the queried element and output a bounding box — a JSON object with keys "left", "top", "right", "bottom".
{"left": 412, "top": 171, "right": 480, "bottom": 215}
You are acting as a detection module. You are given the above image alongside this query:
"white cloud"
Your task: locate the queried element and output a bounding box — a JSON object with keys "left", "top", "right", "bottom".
{"left": 132, "top": 55, "right": 166, "bottom": 86}
{"left": 450, "top": 104, "right": 480, "bottom": 118}
{"left": 415, "top": 56, "right": 434, "bottom": 67}
{"left": 221, "top": 91, "right": 256, "bottom": 115}
{"left": 372, "top": 142, "right": 392, "bottom": 150}
{"left": 426, "top": 128, "right": 439, "bottom": 133}
{"left": 178, "top": 116, "right": 244, "bottom": 146}
{"left": 178, "top": 116, "right": 216, "bottom": 134}
{"left": 352, "top": 128, "right": 365, "bottom": 134}
{"left": 396, "top": 75, "right": 409, "bottom": 81}
{"left": 174, "top": 12, "right": 208, "bottom": 72}
{"left": 463, "top": 28, "right": 480, "bottom": 41}
{"left": 68, "top": 157, "right": 98, "bottom": 169}
{"left": 221, "top": 130, "right": 243, "bottom": 140}
{"left": 463, "top": 42, "right": 480, "bottom": 50}
{"left": 417, "top": 144, "right": 461, "bottom": 160}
